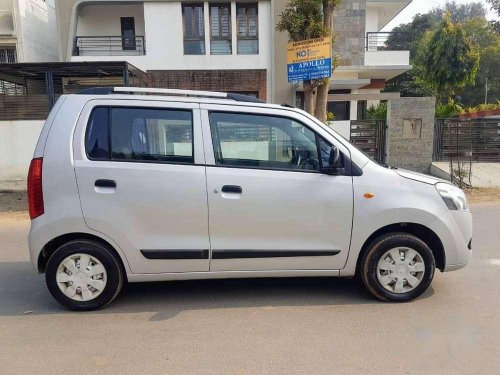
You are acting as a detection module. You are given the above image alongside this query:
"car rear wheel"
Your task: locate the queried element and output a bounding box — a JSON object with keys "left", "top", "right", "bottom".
{"left": 45, "top": 240, "right": 124, "bottom": 311}
{"left": 360, "top": 233, "right": 435, "bottom": 302}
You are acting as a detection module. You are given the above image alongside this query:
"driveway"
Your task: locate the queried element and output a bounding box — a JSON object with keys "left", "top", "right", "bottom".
{"left": 0, "top": 204, "right": 499, "bottom": 374}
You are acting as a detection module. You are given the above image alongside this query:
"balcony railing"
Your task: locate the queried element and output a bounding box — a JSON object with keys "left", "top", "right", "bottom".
{"left": 0, "top": 48, "right": 16, "bottom": 63}
{"left": 73, "top": 36, "right": 146, "bottom": 56}
{"left": 366, "top": 32, "right": 407, "bottom": 52}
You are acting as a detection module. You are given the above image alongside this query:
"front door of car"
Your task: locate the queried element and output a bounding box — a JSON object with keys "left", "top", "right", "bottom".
{"left": 73, "top": 101, "right": 210, "bottom": 274}
{"left": 201, "top": 105, "right": 354, "bottom": 271}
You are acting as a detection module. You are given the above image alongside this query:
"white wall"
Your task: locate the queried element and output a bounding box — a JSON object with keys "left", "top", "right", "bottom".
{"left": 366, "top": 6, "right": 379, "bottom": 32}
{"left": 364, "top": 50, "right": 410, "bottom": 66}
{"left": 328, "top": 121, "right": 351, "bottom": 140}
{"left": 0, "top": 120, "right": 44, "bottom": 181}
{"left": 76, "top": 3, "right": 145, "bottom": 36}
{"left": 71, "top": 1, "right": 271, "bottom": 72}
{"left": 14, "top": 0, "right": 59, "bottom": 61}
{"left": 0, "top": 0, "right": 13, "bottom": 11}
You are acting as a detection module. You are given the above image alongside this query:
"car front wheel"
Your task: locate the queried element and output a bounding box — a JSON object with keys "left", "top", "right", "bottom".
{"left": 360, "top": 233, "right": 435, "bottom": 302}
{"left": 45, "top": 240, "right": 124, "bottom": 311}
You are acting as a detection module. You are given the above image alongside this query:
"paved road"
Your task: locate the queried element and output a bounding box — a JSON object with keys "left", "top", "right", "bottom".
{"left": 1, "top": 204, "right": 499, "bottom": 375}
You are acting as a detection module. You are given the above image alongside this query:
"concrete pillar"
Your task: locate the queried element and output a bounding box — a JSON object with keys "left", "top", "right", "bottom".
{"left": 386, "top": 97, "right": 436, "bottom": 173}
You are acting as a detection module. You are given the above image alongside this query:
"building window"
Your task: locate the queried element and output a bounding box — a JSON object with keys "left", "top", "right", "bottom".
{"left": 0, "top": 48, "right": 16, "bottom": 63}
{"left": 357, "top": 100, "right": 367, "bottom": 120}
{"left": 120, "top": 17, "right": 136, "bottom": 51}
{"left": 327, "top": 101, "right": 350, "bottom": 121}
{"left": 182, "top": 3, "right": 206, "bottom": 55}
{"left": 210, "top": 3, "right": 231, "bottom": 55}
{"left": 237, "top": 3, "right": 258, "bottom": 54}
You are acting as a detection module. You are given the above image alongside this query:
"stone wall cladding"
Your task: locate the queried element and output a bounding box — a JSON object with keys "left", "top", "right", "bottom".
{"left": 147, "top": 70, "right": 267, "bottom": 101}
{"left": 332, "top": 0, "right": 366, "bottom": 67}
{"left": 387, "top": 97, "right": 436, "bottom": 173}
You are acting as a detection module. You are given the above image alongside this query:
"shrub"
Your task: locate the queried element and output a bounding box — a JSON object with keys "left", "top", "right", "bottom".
{"left": 366, "top": 102, "right": 387, "bottom": 120}
{"left": 435, "top": 99, "right": 463, "bottom": 118}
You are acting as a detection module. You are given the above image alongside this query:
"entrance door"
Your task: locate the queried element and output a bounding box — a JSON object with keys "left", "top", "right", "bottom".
{"left": 202, "top": 107, "right": 354, "bottom": 271}
{"left": 120, "top": 17, "right": 136, "bottom": 50}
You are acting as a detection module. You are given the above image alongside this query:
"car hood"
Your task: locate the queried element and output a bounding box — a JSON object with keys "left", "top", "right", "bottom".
{"left": 395, "top": 169, "right": 448, "bottom": 185}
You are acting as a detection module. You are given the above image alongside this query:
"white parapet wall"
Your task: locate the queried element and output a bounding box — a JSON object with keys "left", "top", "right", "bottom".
{"left": 328, "top": 120, "right": 351, "bottom": 140}
{"left": 0, "top": 120, "right": 45, "bottom": 181}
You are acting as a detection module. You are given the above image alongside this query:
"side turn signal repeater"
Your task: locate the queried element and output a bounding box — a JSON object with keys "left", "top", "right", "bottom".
{"left": 363, "top": 192, "right": 375, "bottom": 199}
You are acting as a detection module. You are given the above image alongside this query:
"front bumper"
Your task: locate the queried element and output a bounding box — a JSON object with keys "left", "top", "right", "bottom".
{"left": 431, "top": 209, "right": 473, "bottom": 272}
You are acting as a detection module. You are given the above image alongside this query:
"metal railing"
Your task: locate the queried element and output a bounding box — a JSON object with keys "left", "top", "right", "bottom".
{"left": 350, "top": 120, "right": 387, "bottom": 164}
{"left": 433, "top": 118, "right": 500, "bottom": 162}
{"left": 0, "top": 48, "right": 16, "bottom": 63}
{"left": 366, "top": 32, "right": 407, "bottom": 52}
{"left": 73, "top": 36, "right": 146, "bottom": 56}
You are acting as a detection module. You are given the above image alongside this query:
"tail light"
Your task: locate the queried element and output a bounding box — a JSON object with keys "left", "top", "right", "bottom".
{"left": 27, "top": 158, "right": 44, "bottom": 219}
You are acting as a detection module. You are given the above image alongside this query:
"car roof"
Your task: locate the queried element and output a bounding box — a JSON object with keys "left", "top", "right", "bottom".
{"left": 72, "top": 93, "right": 287, "bottom": 110}
{"left": 74, "top": 87, "right": 285, "bottom": 110}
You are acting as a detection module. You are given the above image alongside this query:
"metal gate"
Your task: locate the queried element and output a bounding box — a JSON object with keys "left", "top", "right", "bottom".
{"left": 350, "top": 120, "right": 387, "bottom": 163}
{"left": 433, "top": 118, "right": 500, "bottom": 162}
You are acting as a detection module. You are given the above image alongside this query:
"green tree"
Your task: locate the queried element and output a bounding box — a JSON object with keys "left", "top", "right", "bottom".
{"left": 276, "top": 0, "right": 341, "bottom": 122}
{"left": 422, "top": 14, "right": 480, "bottom": 103}
{"left": 458, "top": 18, "right": 500, "bottom": 105}
{"left": 385, "top": 13, "right": 436, "bottom": 56}
{"left": 384, "top": 1, "right": 489, "bottom": 99}
{"left": 486, "top": 0, "right": 500, "bottom": 32}
{"left": 430, "top": 0, "right": 486, "bottom": 23}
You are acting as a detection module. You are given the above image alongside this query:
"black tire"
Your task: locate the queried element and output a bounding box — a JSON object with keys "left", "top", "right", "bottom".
{"left": 360, "top": 233, "right": 435, "bottom": 302}
{"left": 45, "top": 240, "right": 124, "bottom": 311}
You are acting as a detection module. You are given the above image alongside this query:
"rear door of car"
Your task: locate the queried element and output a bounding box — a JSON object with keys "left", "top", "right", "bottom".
{"left": 73, "top": 99, "right": 210, "bottom": 274}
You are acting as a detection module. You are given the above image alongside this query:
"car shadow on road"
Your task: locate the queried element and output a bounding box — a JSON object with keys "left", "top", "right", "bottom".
{"left": 0, "top": 261, "right": 435, "bottom": 320}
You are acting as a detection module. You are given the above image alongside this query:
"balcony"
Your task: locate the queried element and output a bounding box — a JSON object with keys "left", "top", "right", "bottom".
{"left": 73, "top": 36, "right": 146, "bottom": 56}
{"left": 365, "top": 32, "right": 407, "bottom": 52}
{"left": 364, "top": 32, "right": 410, "bottom": 72}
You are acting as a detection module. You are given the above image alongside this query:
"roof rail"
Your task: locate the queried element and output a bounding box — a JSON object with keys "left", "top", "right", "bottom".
{"left": 77, "top": 86, "right": 265, "bottom": 103}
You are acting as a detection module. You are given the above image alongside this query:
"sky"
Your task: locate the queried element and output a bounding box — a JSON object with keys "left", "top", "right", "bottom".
{"left": 383, "top": 0, "right": 499, "bottom": 31}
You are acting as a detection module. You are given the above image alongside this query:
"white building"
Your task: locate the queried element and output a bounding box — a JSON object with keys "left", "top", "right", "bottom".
{"left": 56, "top": 0, "right": 412, "bottom": 105}
{"left": 0, "top": 0, "right": 59, "bottom": 63}
{"left": 58, "top": 0, "right": 271, "bottom": 100}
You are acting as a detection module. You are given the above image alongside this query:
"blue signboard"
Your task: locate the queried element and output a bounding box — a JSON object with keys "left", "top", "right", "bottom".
{"left": 287, "top": 58, "right": 332, "bottom": 83}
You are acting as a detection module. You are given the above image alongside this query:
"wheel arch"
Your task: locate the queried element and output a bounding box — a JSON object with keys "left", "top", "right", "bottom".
{"left": 37, "top": 232, "right": 128, "bottom": 279}
{"left": 355, "top": 223, "right": 446, "bottom": 274}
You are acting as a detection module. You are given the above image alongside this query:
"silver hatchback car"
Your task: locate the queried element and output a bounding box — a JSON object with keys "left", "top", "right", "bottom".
{"left": 28, "top": 87, "right": 472, "bottom": 310}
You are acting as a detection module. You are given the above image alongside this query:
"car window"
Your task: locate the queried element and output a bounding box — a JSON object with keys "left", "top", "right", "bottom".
{"left": 85, "top": 107, "right": 194, "bottom": 164}
{"left": 85, "top": 107, "right": 110, "bottom": 160}
{"left": 209, "top": 112, "right": 320, "bottom": 171}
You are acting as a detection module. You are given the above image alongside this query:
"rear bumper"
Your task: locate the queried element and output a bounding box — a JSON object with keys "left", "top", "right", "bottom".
{"left": 28, "top": 215, "right": 51, "bottom": 272}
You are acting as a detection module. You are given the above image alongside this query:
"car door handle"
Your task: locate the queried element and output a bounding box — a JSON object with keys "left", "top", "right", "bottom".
{"left": 221, "top": 185, "right": 242, "bottom": 194}
{"left": 95, "top": 179, "right": 116, "bottom": 188}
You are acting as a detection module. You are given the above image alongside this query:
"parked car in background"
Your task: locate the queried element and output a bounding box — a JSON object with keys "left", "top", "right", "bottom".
{"left": 27, "top": 87, "right": 472, "bottom": 310}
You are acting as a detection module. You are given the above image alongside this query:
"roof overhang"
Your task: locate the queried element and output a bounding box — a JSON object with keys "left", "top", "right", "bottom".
{"left": 336, "top": 64, "right": 412, "bottom": 80}
{"left": 0, "top": 61, "right": 147, "bottom": 86}
{"left": 328, "top": 79, "right": 372, "bottom": 90}
{"left": 327, "top": 92, "right": 401, "bottom": 101}
{"left": 367, "top": 0, "right": 412, "bottom": 30}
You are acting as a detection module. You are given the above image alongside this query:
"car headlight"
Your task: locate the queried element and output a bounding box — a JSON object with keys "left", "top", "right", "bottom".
{"left": 435, "top": 182, "right": 469, "bottom": 211}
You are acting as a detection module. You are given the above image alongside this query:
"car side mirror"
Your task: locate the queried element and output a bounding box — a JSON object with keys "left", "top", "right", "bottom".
{"left": 322, "top": 145, "right": 344, "bottom": 174}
